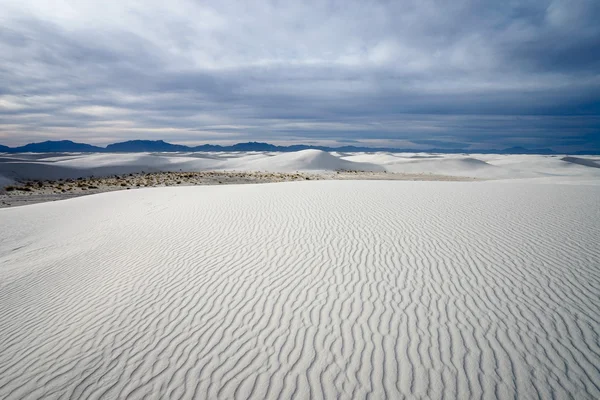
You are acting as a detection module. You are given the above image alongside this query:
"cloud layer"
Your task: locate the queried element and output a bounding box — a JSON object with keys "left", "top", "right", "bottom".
{"left": 1, "top": 0, "right": 599, "bottom": 150}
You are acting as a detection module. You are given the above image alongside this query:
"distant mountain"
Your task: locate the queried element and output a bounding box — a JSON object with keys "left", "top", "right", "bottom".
{"left": 105, "top": 140, "right": 190, "bottom": 152}
{"left": 192, "top": 144, "right": 227, "bottom": 151}
{"left": 191, "top": 142, "right": 296, "bottom": 152}
{"left": 231, "top": 142, "right": 281, "bottom": 151}
{"left": 0, "top": 139, "right": 597, "bottom": 155}
{"left": 498, "top": 146, "right": 556, "bottom": 155}
{"left": 9, "top": 140, "right": 104, "bottom": 153}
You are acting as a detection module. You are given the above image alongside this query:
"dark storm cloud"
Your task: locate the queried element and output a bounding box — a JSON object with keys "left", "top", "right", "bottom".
{"left": 0, "top": 0, "right": 598, "bottom": 151}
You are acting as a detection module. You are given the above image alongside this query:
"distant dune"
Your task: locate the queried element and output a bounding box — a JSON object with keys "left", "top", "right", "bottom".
{"left": 236, "top": 149, "right": 385, "bottom": 172}
{"left": 1, "top": 151, "right": 600, "bottom": 187}
{"left": 562, "top": 156, "right": 600, "bottom": 169}
{"left": 1, "top": 181, "right": 599, "bottom": 398}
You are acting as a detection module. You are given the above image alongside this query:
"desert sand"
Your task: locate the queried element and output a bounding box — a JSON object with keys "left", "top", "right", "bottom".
{"left": 1, "top": 150, "right": 599, "bottom": 208}
{"left": 0, "top": 151, "right": 599, "bottom": 399}
{"left": 0, "top": 150, "right": 484, "bottom": 208}
{"left": 1, "top": 150, "right": 599, "bottom": 184}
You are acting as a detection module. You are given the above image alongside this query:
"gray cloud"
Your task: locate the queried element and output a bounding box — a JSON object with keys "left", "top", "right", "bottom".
{"left": 0, "top": 0, "right": 599, "bottom": 151}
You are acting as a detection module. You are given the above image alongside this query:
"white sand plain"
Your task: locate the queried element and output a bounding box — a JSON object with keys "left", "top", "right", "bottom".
{"left": 0, "top": 151, "right": 599, "bottom": 399}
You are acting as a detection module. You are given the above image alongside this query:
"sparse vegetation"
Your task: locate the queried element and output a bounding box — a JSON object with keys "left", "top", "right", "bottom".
{"left": 2, "top": 171, "right": 327, "bottom": 208}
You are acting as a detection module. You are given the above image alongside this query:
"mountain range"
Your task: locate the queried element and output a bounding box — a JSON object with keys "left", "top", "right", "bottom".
{"left": 0, "top": 140, "right": 595, "bottom": 155}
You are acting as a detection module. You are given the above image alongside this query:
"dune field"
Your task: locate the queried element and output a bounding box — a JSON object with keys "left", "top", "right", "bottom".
{"left": 1, "top": 150, "right": 599, "bottom": 208}
{"left": 0, "top": 151, "right": 599, "bottom": 399}
{"left": 1, "top": 150, "right": 599, "bottom": 184}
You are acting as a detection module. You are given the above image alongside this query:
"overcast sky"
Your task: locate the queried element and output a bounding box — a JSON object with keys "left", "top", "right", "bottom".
{"left": 1, "top": 0, "right": 599, "bottom": 150}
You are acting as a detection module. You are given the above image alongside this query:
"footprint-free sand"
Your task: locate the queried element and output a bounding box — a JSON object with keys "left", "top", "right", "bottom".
{"left": 1, "top": 180, "right": 599, "bottom": 399}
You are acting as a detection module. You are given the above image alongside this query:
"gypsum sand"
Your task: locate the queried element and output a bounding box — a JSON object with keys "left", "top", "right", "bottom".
{"left": 0, "top": 170, "right": 477, "bottom": 208}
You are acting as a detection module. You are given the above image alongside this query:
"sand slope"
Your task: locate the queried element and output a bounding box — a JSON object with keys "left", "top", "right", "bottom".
{"left": 2, "top": 151, "right": 600, "bottom": 186}
{"left": 1, "top": 181, "right": 599, "bottom": 399}
{"left": 233, "top": 150, "right": 385, "bottom": 172}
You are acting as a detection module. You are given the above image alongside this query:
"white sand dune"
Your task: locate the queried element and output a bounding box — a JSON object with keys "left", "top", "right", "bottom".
{"left": 0, "top": 153, "right": 226, "bottom": 183}
{"left": 1, "top": 180, "right": 599, "bottom": 399}
{"left": 230, "top": 149, "right": 385, "bottom": 172}
{"left": 341, "top": 152, "right": 600, "bottom": 181}
{"left": 386, "top": 157, "right": 500, "bottom": 177}
{"left": 1, "top": 151, "right": 600, "bottom": 185}
{"left": 0, "top": 150, "right": 380, "bottom": 185}
{"left": 562, "top": 156, "right": 600, "bottom": 169}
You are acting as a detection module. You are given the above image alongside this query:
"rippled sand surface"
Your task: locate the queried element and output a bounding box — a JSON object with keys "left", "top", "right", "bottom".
{"left": 1, "top": 181, "right": 599, "bottom": 399}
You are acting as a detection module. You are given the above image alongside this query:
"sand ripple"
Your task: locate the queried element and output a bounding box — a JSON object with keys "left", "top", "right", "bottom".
{"left": 0, "top": 181, "right": 599, "bottom": 399}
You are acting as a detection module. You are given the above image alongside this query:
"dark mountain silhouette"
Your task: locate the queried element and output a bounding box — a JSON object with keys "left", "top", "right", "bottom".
{"left": 500, "top": 146, "right": 556, "bottom": 155}
{"left": 6, "top": 140, "right": 104, "bottom": 153}
{"left": 0, "top": 139, "right": 597, "bottom": 155}
{"left": 106, "top": 140, "right": 190, "bottom": 152}
{"left": 230, "top": 142, "right": 281, "bottom": 151}
{"left": 191, "top": 144, "right": 228, "bottom": 152}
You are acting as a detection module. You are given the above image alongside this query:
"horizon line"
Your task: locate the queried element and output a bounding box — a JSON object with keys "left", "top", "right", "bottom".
{"left": 1, "top": 139, "right": 599, "bottom": 155}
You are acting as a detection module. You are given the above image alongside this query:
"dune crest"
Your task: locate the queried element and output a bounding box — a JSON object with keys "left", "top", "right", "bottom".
{"left": 239, "top": 149, "right": 385, "bottom": 172}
